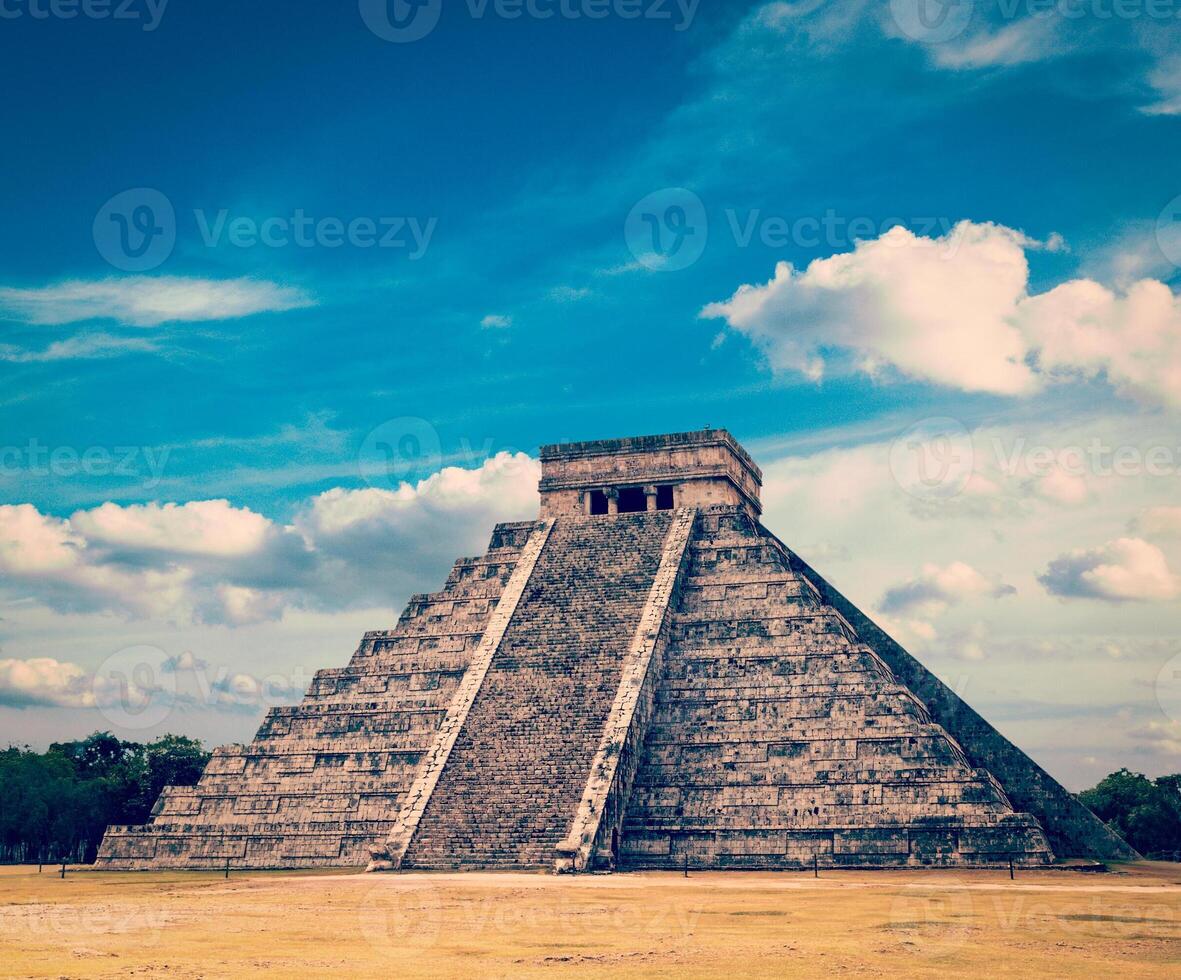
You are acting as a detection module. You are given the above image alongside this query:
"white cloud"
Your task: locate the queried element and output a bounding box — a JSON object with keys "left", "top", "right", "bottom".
{"left": 1141, "top": 53, "right": 1181, "bottom": 116}
{"left": 703, "top": 220, "right": 1181, "bottom": 407}
{"left": 71, "top": 500, "right": 274, "bottom": 558}
{"left": 0, "top": 276, "right": 313, "bottom": 327}
{"left": 880, "top": 560, "right": 1015, "bottom": 616}
{"left": 0, "top": 657, "right": 95, "bottom": 707}
{"left": 0, "top": 453, "right": 540, "bottom": 628}
{"left": 210, "top": 584, "right": 288, "bottom": 627}
{"left": 480, "top": 313, "right": 512, "bottom": 329}
{"left": 0, "top": 504, "right": 84, "bottom": 573}
{"left": 702, "top": 221, "right": 1039, "bottom": 394}
{"left": 1019, "top": 277, "right": 1181, "bottom": 408}
{"left": 0, "top": 656, "right": 143, "bottom": 709}
{"left": 1039, "top": 537, "right": 1180, "bottom": 603}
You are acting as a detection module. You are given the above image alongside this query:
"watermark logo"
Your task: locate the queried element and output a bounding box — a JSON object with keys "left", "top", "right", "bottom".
{"left": 1156, "top": 651, "right": 1181, "bottom": 726}
{"left": 93, "top": 188, "right": 175, "bottom": 272}
{"left": 624, "top": 187, "right": 708, "bottom": 272}
{"left": 887, "top": 880, "right": 974, "bottom": 955}
{"left": 358, "top": 416, "right": 443, "bottom": 490}
{"left": 0, "top": 0, "right": 169, "bottom": 31}
{"left": 0, "top": 439, "right": 170, "bottom": 490}
{"left": 94, "top": 644, "right": 175, "bottom": 730}
{"left": 358, "top": 882, "right": 443, "bottom": 950}
{"left": 360, "top": 0, "right": 699, "bottom": 42}
{"left": 359, "top": 0, "right": 443, "bottom": 43}
{"left": 889, "top": 0, "right": 975, "bottom": 43}
{"left": 1155, "top": 192, "right": 1181, "bottom": 269}
{"left": 889, "top": 417, "right": 974, "bottom": 500}
{"left": 93, "top": 190, "right": 436, "bottom": 270}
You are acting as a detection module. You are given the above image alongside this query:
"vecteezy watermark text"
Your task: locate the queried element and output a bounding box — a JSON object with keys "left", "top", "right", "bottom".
{"left": 890, "top": 0, "right": 1181, "bottom": 47}
{"left": 889, "top": 418, "right": 1181, "bottom": 500}
{"left": 360, "top": 0, "right": 699, "bottom": 44}
{"left": 624, "top": 187, "right": 966, "bottom": 273}
{"left": 1, "top": 439, "right": 170, "bottom": 489}
{"left": 0, "top": 0, "right": 168, "bottom": 30}
{"left": 991, "top": 436, "right": 1181, "bottom": 478}
{"left": 94, "top": 188, "right": 437, "bottom": 271}
{"left": 194, "top": 209, "right": 436, "bottom": 254}
{"left": 725, "top": 209, "right": 958, "bottom": 251}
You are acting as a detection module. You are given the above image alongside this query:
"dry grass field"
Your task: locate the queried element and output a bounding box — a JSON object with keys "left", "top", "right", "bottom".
{"left": 1, "top": 862, "right": 1179, "bottom": 978}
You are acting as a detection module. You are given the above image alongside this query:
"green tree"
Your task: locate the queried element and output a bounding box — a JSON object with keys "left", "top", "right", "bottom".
{"left": 1078, "top": 769, "right": 1181, "bottom": 857}
{"left": 0, "top": 732, "right": 210, "bottom": 864}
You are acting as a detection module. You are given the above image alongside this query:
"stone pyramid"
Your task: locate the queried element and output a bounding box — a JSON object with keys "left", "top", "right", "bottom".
{"left": 97, "top": 430, "right": 1133, "bottom": 870}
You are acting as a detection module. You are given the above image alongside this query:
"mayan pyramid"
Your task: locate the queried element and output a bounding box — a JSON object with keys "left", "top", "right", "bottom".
{"left": 97, "top": 430, "right": 1133, "bottom": 870}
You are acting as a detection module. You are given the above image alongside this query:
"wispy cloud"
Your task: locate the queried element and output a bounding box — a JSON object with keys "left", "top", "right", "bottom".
{"left": 0, "top": 276, "right": 314, "bottom": 327}
{"left": 0, "top": 332, "right": 158, "bottom": 362}
{"left": 480, "top": 313, "right": 512, "bottom": 329}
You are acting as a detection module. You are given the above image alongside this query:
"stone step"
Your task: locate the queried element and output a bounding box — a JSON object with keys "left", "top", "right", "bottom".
{"left": 403, "top": 512, "right": 675, "bottom": 870}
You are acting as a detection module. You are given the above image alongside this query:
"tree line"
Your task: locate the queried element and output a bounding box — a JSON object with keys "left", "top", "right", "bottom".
{"left": 0, "top": 732, "right": 209, "bottom": 864}
{"left": 1078, "top": 769, "right": 1181, "bottom": 860}
{"left": 0, "top": 732, "right": 1178, "bottom": 863}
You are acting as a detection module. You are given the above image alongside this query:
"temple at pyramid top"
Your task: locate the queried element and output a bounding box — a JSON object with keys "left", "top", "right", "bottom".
{"left": 538, "top": 428, "right": 763, "bottom": 518}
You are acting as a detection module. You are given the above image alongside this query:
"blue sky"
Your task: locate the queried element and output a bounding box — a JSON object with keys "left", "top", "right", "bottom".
{"left": 1, "top": 0, "right": 1180, "bottom": 789}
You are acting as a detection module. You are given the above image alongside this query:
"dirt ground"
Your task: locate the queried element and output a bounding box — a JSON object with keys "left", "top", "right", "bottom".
{"left": 1, "top": 862, "right": 1179, "bottom": 978}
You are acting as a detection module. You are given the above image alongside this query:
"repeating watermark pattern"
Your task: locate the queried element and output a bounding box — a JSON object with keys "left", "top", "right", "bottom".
{"left": 1156, "top": 192, "right": 1181, "bottom": 269}
{"left": 357, "top": 417, "right": 530, "bottom": 490}
{"left": 0, "top": 901, "right": 168, "bottom": 943}
{"left": 193, "top": 209, "right": 436, "bottom": 254}
{"left": 624, "top": 190, "right": 967, "bottom": 272}
{"left": 0, "top": 438, "right": 170, "bottom": 489}
{"left": 889, "top": 0, "right": 975, "bottom": 44}
{"left": 1156, "top": 651, "right": 1181, "bottom": 726}
{"left": 358, "top": 416, "right": 444, "bottom": 490}
{"left": 890, "top": 418, "right": 1181, "bottom": 499}
{"left": 624, "top": 187, "right": 709, "bottom": 272}
{"left": 890, "top": 0, "right": 1181, "bottom": 45}
{"left": 725, "top": 209, "right": 959, "bottom": 253}
{"left": 890, "top": 885, "right": 1179, "bottom": 951}
{"left": 889, "top": 417, "right": 975, "bottom": 500}
{"left": 360, "top": 0, "right": 699, "bottom": 43}
{"left": 94, "top": 188, "right": 435, "bottom": 271}
{"left": 0, "top": 0, "right": 169, "bottom": 31}
{"left": 93, "top": 646, "right": 312, "bottom": 730}
{"left": 358, "top": 881, "right": 704, "bottom": 954}
{"left": 887, "top": 880, "right": 974, "bottom": 955}
{"left": 94, "top": 644, "right": 175, "bottom": 730}
{"left": 358, "top": 883, "right": 444, "bottom": 948}
{"left": 990, "top": 436, "right": 1181, "bottom": 478}
{"left": 93, "top": 188, "right": 176, "bottom": 272}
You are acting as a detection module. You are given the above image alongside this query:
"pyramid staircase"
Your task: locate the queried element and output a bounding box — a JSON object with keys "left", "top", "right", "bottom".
{"left": 399, "top": 512, "right": 675, "bottom": 869}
